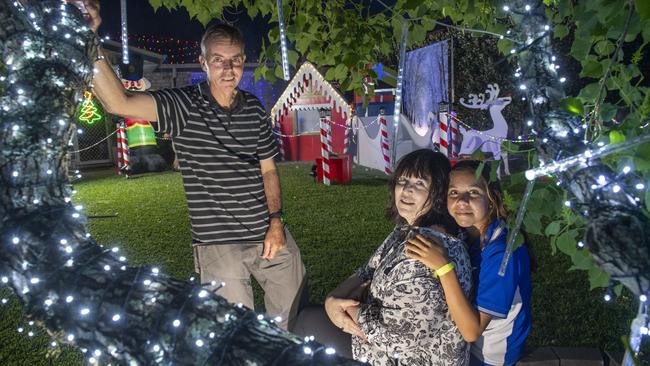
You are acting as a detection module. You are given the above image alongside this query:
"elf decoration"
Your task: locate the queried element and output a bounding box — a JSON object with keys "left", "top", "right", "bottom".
{"left": 118, "top": 76, "right": 167, "bottom": 176}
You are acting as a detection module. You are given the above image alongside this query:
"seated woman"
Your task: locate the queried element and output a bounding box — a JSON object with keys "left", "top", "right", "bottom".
{"left": 325, "top": 149, "right": 472, "bottom": 365}
{"left": 405, "top": 160, "right": 533, "bottom": 366}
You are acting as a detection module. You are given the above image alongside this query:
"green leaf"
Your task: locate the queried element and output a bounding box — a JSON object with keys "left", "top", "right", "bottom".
{"left": 613, "top": 283, "right": 624, "bottom": 297}
{"left": 569, "top": 250, "right": 593, "bottom": 271}
{"left": 149, "top": 0, "right": 163, "bottom": 11}
{"left": 274, "top": 64, "right": 285, "bottom": 79}
{"left": 580, "top": 58, "right": 604, "bottom": 78}
{"left": 523, "top": 212, "right": 543, "bottom": 235}
{"left": 609, "top": 130, "right": 626, "bottom": 144}
{"left": 594, "top": 40, "right": 616, "bottom": 56}
{"left": 497, "top": 38, "right": 514, "bottom": 55}
{"left": 556, "top": 230, "right": 578, "bottom": 256}
{"left": 342, "top": 53, "right": 360, "bottom": 68}
{"left": 334, "top": 64, "right": 348, "bottom": 80}
{"left": 410, "top": 24, "right": 427, "bottom": 45}
{"left": 588, "top": 267, "right": 610, "bottom": 289}
{"left": 570, "top": 37, "right": 592, "bottom": 61}
{"left": 268, "top": 28, "right": 279, "bottom": 43}
{"left": 638, "top": 0, "right": 650, "bottom": 21}
{"left": 562, "top": 97, "right": 585, "bottom": 115}
{"left": 324, "top": 67, "right": 337, "bottom": 81}
{"left": 553, "top": 24, "right": 569, "bottom": 39}
{"left": 645, "top": 186, "right": 650, "bottom": 210}
{"left": 288, "top": 50, "right": 299, "bottom": 67}
{"left": 578, "top": 83, "right": 601, "bottom": 102}
{"left": 403, "top": 0, "right": 421, "bottom": 11}
{"left": 295, "top": 13, "right": 307, "bottom": 30}
{"left": 549, "top": 235, "right": 558, "bottom": 255}
{"left": 545, "top": 221, "right": 562, "bottom": 236}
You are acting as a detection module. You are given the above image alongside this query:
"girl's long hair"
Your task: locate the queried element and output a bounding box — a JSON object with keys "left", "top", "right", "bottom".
{"left": 386, "top": 149, "right": 459, "bottom": 236}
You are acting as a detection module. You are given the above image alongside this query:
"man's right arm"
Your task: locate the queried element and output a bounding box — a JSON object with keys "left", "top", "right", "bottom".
{"left": 81, "top": 0, "right": 157, "bottom": 121}
{"left": 92, "top": 52, "right": 157, "bottom": 121}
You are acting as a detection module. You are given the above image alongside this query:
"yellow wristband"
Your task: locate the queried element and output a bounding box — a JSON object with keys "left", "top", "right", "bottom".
{"left": 434, "top": 263, "right": 455, "bottom": 278}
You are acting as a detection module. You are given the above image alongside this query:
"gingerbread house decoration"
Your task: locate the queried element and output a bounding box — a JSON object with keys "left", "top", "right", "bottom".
{"left": 271, "top": 62, "right": 352, "bottom": 161}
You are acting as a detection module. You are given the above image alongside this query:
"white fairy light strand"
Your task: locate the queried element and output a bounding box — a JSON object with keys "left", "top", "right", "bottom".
{"left": 120, "top": 0, "right": 129, "bottom": 64}
{"left": 391, "top": 22, "right": 408, "bottom": 171}
{"left": 524, "top": 134, "right": 650, "bottom": 180}
{"left": 277, "top": 0, "right": 290, "bottom": 80}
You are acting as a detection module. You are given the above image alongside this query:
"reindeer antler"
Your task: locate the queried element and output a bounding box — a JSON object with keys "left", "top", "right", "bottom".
{"left": 459, "top": 92, "right": 487, "bottom": 109}
{"left": 485, "top": 84, "right": 500, "bottom": 103}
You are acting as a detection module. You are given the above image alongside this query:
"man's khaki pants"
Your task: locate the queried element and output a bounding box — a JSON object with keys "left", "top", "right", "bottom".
{"left": 193, "top": 228, "right": 307, "bottom": 330}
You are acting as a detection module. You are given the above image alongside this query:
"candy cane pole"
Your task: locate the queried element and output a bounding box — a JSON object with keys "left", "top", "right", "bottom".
{"left": 379, "top": 112, "right": 392, "bottom": 175}
{"left": 439, "top": 112, "right": 450, "bottom": 158}
{"left": 117, "top": 121, "right": 130, "bottom": 176}
{"left": 319, "top": 110, "right": 331, "bottom": 186}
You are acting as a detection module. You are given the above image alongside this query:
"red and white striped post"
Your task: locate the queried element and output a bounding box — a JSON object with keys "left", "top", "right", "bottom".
{"left": 438, "top": 109, "right": 450, "bottom": 158}
{"left": 319, "top": 109, "right": 332, "bottom": 186}
{"left": 379, "top": 110, "right": 392, "bottom": 175}
{"left": 116, "top": 121, "right": 130, "bottom": 175}
{"left": 448, "top": 111, "right": 460, "bottom": 159}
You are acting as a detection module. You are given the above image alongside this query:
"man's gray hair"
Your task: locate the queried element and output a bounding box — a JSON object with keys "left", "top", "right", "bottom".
{"left": 200, "top": 24, "right": 245, "bottom": 55}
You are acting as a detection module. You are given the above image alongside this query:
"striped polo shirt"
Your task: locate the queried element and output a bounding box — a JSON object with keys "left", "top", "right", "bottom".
{"left": 149, "top": 82, "right": 278, "bottom": 245}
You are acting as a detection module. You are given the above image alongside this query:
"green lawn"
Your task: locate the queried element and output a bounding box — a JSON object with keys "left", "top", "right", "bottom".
{"left": 0, "top": 162, "right": 635, "bottom": 365}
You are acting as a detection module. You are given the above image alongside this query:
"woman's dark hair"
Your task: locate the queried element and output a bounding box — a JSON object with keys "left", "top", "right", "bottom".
{"left": 451, "top": 160, "right": 537, "bottom": 272}
{"left": 386, "top": 149, "right": 459, "bottom": 235}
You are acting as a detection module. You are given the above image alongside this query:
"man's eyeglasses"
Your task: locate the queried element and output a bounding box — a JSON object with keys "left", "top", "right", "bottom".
{"left": 208, "top": 56, "right": 245, "bottom": 68}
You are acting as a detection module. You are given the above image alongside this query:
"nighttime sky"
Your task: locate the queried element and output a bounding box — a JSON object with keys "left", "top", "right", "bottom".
{"left": 98, "top": 0, "right": 272, "bottom": 62}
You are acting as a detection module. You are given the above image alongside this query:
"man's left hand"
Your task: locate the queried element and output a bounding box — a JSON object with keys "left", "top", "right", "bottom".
{"left": 262, "top": 220, "right": 285, "bottom": 260}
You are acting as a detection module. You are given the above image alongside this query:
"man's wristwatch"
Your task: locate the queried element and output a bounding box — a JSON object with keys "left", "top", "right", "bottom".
{"left": 269, "top": 210, "right": 284, "bottom": 223}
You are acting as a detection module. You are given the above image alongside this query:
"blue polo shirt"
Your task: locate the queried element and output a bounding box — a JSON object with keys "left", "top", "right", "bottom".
{"left": 468, "top": 220, "right": 532, "bottom": 366}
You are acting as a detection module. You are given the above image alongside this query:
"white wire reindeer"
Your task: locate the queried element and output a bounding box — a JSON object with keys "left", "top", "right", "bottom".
{"left": 459, "top": 83, "right": 511, "bottom": 175}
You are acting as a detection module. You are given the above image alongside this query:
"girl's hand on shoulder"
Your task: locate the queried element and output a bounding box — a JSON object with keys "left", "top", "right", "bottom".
{"left": 405, "top": 234, "right": 449, "bottom": 271}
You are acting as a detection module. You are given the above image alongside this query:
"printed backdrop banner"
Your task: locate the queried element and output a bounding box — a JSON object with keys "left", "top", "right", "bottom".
{"left": 402, "top": 40, "right": 449, "bottom": 137}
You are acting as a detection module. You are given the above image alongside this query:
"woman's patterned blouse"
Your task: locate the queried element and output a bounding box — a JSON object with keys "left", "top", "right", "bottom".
{"left": 352, "top": 225, "right": 472, "bottom": 365}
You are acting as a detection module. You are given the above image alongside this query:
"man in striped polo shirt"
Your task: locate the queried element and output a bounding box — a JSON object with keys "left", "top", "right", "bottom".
{"left": 87, "top": 3, "right": 306, "bottom": 329}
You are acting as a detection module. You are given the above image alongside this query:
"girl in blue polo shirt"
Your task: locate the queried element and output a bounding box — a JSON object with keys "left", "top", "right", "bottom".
{"left": 405, "top": 160, "right": 533, "bottom": 366}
